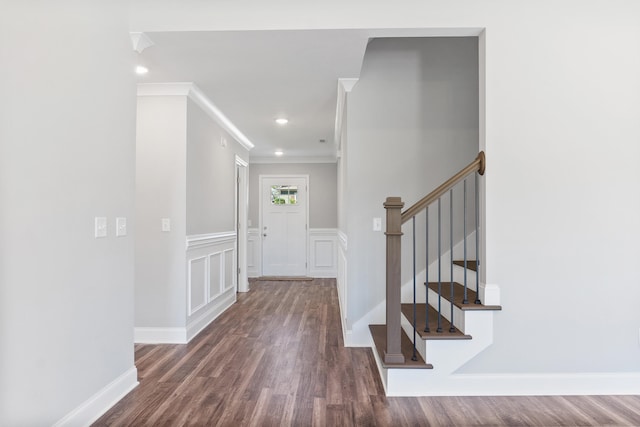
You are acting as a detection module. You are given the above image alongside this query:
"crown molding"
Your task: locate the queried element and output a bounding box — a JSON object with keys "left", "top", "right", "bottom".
{"left": 250, "top": 155, "right": 337, "bottom": 164}
{"left": 334, "top": 78, "right": 359, "bottom": 151}
{"left": 130, "top": 32, "right": 154, "bottom": 53}
{"left": 136, "top": 83, "right": 254, "bottom": 151}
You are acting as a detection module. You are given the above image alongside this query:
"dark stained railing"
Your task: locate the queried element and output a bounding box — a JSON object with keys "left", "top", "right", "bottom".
{"left": 383, "top": 152, "right": 485, "bottom": 364}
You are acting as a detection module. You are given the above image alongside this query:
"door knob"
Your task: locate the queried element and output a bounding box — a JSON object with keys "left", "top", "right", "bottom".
{"left": 263, "top": 233, "right": 267, "bottom": 237}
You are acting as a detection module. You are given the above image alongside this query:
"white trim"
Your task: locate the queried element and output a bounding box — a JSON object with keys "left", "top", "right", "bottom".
{"left": 136, "top": 83, "right": 254, "bottom": 151}
{"left": 222, "top": 248, "right": 236, "bottom": 291}
{"left": 235, "top": 154, "right": 249, "bottom": 167}
{"left": 134, "top": 327, "right": 188, "bottom": 344}
{"left": 250, "top": 156, "right": 337, "bottom": 164}
{"left": 186, "top": 288, "right": 236, "bottom": 342}
{"left": 336, "top": 229, "right": 348, "bottom": 344}
{"left": 382, "top": 370, "right": 640, "bottom": 397}
{"left": 337, "top": 230, "right": 348, "bottom": 252}
{"left": 187, "top": 256, "right": 208, "bottom": 316}
{"left": 53, "top": 367, "right": 138, "bottom": 427}
{"left": 188, "top": 85, "right": 255, "bottom": 151}
{"left": 334, "top": 78, "right": 358, "bottom": 151}
{"left": 208, "top": 251, "right": 223, "bottom": 302}
{"left": 309, "top": 228, "right": 337, "bottom": 278}
{"left": 130, "top": 32, "right": 154, "bottom": 53}
{"left": 247, "top": 228, "right": 261, "bottom": 277}
{"left": 235, "top": 155, "right": 249, "bottom": 292}
{"left": 186, "top": 231, "right": 236, "bottom": 250}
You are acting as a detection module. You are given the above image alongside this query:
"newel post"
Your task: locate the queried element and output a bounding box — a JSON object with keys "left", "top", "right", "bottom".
{"left": 384, "top": 196, "right": 405, "bottom": 364}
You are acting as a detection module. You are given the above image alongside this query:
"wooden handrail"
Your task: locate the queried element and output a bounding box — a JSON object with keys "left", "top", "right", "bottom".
{"left": 401, "top": 151, "right": 485, "bottom": 224}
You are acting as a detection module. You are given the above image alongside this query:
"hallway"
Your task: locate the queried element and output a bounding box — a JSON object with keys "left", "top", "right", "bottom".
{"left": 95, "top": 279, "right": 640, "bottom": 426}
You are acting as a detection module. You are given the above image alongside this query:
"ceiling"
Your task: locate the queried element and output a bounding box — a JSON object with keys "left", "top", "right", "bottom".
{"left": 136, "top": 28, "right": 479, "bottom": 161}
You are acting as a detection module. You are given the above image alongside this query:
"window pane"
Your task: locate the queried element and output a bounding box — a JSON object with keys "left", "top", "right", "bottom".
{"left": 271, "top": 185, "right": 298, "bottom": 205}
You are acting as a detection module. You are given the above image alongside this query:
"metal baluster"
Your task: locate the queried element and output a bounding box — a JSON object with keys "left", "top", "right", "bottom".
{"left": 424, "top": 206, "right": 430, "bottom": 333}
{"left": 475, "top": 172, "right": 481, "bottom": 304}
{"left": 437, "top": 198, "right": 443, "bottom": 333}
{"left": 463, "top": 179, "right": 468, "bottom": 304}
{"left": 412, "top": 217, "right": 417, "bottom": 361}
{"left": 449, "top": 189, "right": 455, "bottom": 333}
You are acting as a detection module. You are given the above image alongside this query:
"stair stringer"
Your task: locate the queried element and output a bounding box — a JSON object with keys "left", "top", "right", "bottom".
{"left": 379, "top": 307, "right": 497, "bottom": 396}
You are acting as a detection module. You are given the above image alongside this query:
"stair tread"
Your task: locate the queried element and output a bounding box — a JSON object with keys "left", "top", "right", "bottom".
{"left": 426, "top": 282, "right": 502, "bottom": 311}
{"left": 368, "top": 324, "right": 433, "bottom": 369}
{"left": 400, "top": 303, "right": 471, "bottom": 340}
{"left": 453, "top": 260, "right": 477, "bottom": 271}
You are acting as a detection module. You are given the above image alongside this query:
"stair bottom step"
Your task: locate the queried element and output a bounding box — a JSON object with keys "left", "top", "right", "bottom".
{"left": 369, "top": 324, "right": 433, "bottom": 369}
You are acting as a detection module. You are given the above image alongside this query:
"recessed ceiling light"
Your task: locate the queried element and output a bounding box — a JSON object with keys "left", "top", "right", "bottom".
{"left": 135, "top": 65, "right": 149, "bottom": 75}
{"left": 275, "top": 150, "right": 284, "bottom": 156}
{"left": 275, "top": 118, "right": 288, "bottom": 125}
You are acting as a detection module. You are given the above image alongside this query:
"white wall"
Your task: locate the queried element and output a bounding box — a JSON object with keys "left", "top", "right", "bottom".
{"left": 136, "top": 95, "right": 188, "bottom": 328}
{"left": 248, "top": 162, "right": 337, "bottom": 228}
{"left": 0, "top": 1, "right": 137, "bottom": 424}
{"left": 128, "top": 0, "right": 640, "bottom": 376}
{"left": 135, "top": 87, "right": 249, "bottom": 342}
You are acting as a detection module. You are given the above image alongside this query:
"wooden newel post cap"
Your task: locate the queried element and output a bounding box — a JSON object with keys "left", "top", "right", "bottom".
{"left": 384, "top": 197, "right": 404, "bottom": 209}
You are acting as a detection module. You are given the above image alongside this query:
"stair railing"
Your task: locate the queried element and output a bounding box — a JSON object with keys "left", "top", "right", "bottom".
{"left": 383, "top": 152, "right": 485, "bottom": 364}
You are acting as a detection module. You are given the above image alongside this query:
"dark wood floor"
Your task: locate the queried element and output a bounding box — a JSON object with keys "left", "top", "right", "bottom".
{"left": 95, "top": 279, "right": 640, "bottom": 426}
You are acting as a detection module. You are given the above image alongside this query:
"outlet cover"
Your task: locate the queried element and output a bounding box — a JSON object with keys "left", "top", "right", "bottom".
{"left": 116, "top": 217, "right": 127, "bottom": 237}
{"left": 95, "top": 217, "right": 107, "bottom": 238}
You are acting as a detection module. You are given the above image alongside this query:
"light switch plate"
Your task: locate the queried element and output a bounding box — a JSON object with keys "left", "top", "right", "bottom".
{"left": 162, "top": 218, "right": 171, "bottom": 232}
{"left": 373, "top": 217, "right": 382, "bottom": 232}
{"left": 116, "top": 217, "right": 127, "bottom": 237}
{"left": 95, "top": 217, "right": 107, "bottom": 238}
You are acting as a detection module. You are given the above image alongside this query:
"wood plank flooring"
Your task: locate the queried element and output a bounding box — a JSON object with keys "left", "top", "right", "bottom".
{"left": 94, "top": 279, "right": 640, "bottom": 426}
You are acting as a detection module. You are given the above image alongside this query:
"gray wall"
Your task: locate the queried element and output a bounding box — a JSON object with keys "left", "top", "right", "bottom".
{"left": 0, "top": 1, "right": 136, "bottom": 424}
{"left": 135, "top": 95, "right": 188, "bottom": 328}
{"left": 187, "top": 99, "right": 249, "bottom": 235}
{"left": 345, "top": 37, "right": 479, "bottom": 328}
{"left": 249, "top": 163, "right": 337, "bottom": 228}
{"left": 136, "top": 95, "right": 250, "bottom": 329}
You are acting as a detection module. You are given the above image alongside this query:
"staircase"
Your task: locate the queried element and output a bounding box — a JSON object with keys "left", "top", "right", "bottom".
{"left": 369, "top": 152, "right": 503, "bottom": 396}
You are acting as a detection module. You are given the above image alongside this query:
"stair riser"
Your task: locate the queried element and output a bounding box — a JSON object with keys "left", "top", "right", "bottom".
{"left": 397, "top": 310, "right": 495, "bottom": 379}
{"left": 426, "top": 288, "right": 465, "bottom": 330}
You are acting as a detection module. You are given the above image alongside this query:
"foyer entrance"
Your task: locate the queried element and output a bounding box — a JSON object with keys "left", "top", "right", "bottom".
{"left": 259, "top": 175, "right": 308, "bottom": 276}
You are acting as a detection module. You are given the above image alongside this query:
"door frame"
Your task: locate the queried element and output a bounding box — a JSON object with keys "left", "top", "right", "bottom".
{"left": 235, "top": 155, "right": 249, "bottom": 292}
{"left": 259, "top": 174, "right": 309, "bottom": 277}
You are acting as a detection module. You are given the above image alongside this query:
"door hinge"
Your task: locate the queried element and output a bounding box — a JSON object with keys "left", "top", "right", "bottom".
{"left": 238, "top": 267, "right": 241, "bottom": 275}
{"left": 305, "top": 262, "right": 308, "bottom": 268}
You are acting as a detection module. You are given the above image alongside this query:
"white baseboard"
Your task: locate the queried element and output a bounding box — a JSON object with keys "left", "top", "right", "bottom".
{"left": 53, "top": 366, "right": 138, "bottom": 427}
{"left": 135, "top": 291, "right": 237, "bottom": 344}
{"left": 186, "top": 289, "right": 236, "bottom": 342}
{"left": 383, "top": 369, "right": 640, "bottom": 396}
{"left": 134, "top": 327, "right": 188, "bottom": 344}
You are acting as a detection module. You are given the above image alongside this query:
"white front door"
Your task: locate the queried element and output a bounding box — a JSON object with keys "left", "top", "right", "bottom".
{"left": 260, "top": 176, "right": 308, "bottom": 276}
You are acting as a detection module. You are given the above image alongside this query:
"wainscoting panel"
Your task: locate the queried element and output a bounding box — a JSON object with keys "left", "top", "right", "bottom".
{"left": 223, "top": 248, "right": 235, "bottom": 291}
{"left": 309, "top": 228, "right": 337, "bottom": 278}
{"left": 247, "top": 228, "right": 260, "bottom": 277}
{"left": 188, "top": 256, "right": 207, "bottom": 316}
{"left": 208, "top": 251, "right": 222, "bottom": 302}
{"left": 185, "top": 231, "right": 237, "bottom": 340}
